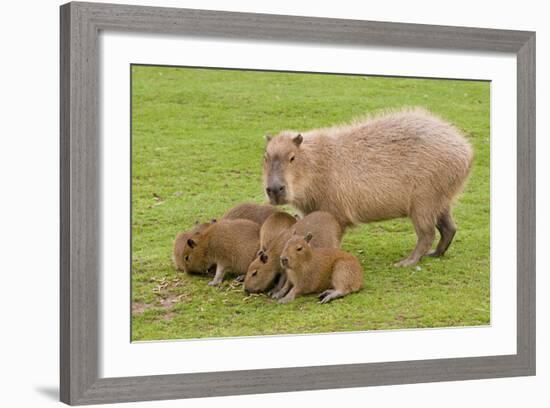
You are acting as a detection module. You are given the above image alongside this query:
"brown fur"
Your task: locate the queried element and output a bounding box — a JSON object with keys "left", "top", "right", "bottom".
{"left": 221, "top": 202, "right": 279, "bottom": 225}
{"left": 172, "top": 222, "right": 211, "bottom": 273}
{"left": 184, "top": 219, "right": 260, "bottom": 286}
{"left": 259, "top": 212, "right": 297, "bottom": 251}
{"left": 263, "top": 108, "right": 473, "bottom": 266}
{"left": 173, "top": 203, "right": 277, "bottom": 273}
{"left": 244, "top": 211, "right": 342, "bottom": 294}
{"left": 278, "top": 233, "right": 363, "bottom": 304}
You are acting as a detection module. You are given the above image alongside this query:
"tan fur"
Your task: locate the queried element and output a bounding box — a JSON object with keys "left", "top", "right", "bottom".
{"left": 278, "top": 234, "right": 363, "bottom": 304}
{"left": 263, "top": 108, "right": 473, "bottom": 266}
{"left": 173, "top": 203, "right": 277, "bottom": 273}
{"left": 259, "top": 212, "right": 297, "bottom": 251}
{"left": 172, "top": 222, "right": 211, "bottom": 273}
{"left": 184, "top": 219, "right": 260, "bottom": 285}
{"left": 221, "top": 202, "right": 279, "bottom": 225}
{"left": 244, "top": 211, "right": 342, "bottom": 294}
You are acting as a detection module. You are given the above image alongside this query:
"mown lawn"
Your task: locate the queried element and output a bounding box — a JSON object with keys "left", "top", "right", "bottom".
{"left": 131, "top": 65, "right": 490, "bottom": 341}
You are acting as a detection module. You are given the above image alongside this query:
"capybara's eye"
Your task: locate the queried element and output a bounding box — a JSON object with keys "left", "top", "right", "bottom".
{"left": 297, "top": 246, "right": 303, "bottom": 251}
{"left": 251, "top": 270, "right": 258, "bottom": 277}
{"left": 184, "top": 255, "right": 189, "bottom": 261}
{"left": 289, "top": 155, "right": 295, "bottom": 163}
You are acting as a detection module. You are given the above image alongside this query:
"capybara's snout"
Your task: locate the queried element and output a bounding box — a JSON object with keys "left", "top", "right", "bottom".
{"left": 266, "top": 184, "right": 286, "bottom": 204}
{"left": 280, "top": 256, "right": 289, "bottom": 267}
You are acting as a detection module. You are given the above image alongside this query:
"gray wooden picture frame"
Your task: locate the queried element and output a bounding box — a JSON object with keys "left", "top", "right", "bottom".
{"left": 60, "top": 1, "right": 536, "bottom": 405}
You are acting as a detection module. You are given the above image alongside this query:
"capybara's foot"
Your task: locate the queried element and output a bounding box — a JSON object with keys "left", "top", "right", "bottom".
{"left": 234, "top": 274, "right": 245, "bottom": 283}
{"left": 271, "top": 289, "right": 286, "bottom": 299}
{"left": 208, "top": 278, "right": 222, "bottom": 286}
{"left": 426, "top": 249, "right": 443, "bottom": 257}
{"left": 318, "top": 289, "right": 344, "bottom": 304}
{"left": 394, "top": 257, "right": 419, "bottom": 267}
{"left": 278, "top": 289, "right": 296, "bottom": 304}
{"left": 278, "top": 296, "right": 294, "bottom": 304}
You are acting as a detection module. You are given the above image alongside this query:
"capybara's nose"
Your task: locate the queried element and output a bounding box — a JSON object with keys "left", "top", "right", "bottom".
{"left": 280, "top": 256, "right": 289, "bottom": 267}
{"left": 244, "top": 287, "right": 250, "bottom": 295}
{"left": 266, "top": 184, "right": 285, "bottom": 197}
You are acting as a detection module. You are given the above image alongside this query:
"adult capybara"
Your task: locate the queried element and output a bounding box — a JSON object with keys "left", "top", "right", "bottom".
{"left": 184, "top": 219, "right": 260, "bottom": 286}
{"left": 263, "top": 108, "right": 473, "bottom": 266}
{"left": 173, "top": 203, "right": 277, "bottom": 273}
{"left": 279, "top": 232, "right": 363, "bottom": 304}
{"left": 244, "top": 211, "right": 342, "bottom": 295}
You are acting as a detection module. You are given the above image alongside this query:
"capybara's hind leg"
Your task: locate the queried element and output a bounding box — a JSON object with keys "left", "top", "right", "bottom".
{"left": 319, "top": 290, "right": 344, "bottom": 304}
{"left": 395, "top": 212, "right": 435, "bottom": 267}
{"left": 322, "top": 259, "right": 362, "bottom": 302}
{"left": 427, "top": 209, "right": 457, "bottom": 257}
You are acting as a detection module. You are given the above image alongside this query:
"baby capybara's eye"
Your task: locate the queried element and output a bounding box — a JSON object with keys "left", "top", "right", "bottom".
{"left": 297, "top": 246, "right": 303, "bottom": 251}
{"left": 184, "top": 255, "right": 189, "bottom": 261}
{"left": 289, "top": 155, "right": 295, "bottom": 163}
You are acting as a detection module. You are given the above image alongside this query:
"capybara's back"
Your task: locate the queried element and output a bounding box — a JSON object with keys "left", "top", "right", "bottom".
{"left": 222, "top": 202, "right": 278, "bottom": 225}
{"left": 294, "top": 211, "right": 343, "bottom": 249}
{"left": 263, "top": 108, "right": 473, "bottom": 266}
{"left": 259, "top": 211, "right": 297, "bottom": 250}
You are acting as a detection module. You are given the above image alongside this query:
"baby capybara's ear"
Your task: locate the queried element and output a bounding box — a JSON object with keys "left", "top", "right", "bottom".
{"left": 187, "top": 238, "right": 196, "bottom": 249}
{"left": 304, "top": 232, "right": 313, "bottom": 243}
{"left": 194, "top": 220, "right": 200, "bottom": 225}
{"left": 292, "top": 133, "right": 303, "bottom": 147}
{"left": 210, "top": 218, "right": 217, "bottom": 224}
{"left": 265, "top": 134, "right": 272, "bottom": 143}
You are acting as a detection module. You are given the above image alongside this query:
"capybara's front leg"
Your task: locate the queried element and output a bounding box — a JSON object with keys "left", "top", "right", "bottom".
{"left": 269, "top": 272, "right": 286, "bottom": 297}
{"left": 208, "top": 264, "right": 226, "bottom": 286}
{"left": 278, "top": 286, "right": 298, "bottom": 304}
{"left": 272, "top": 278, "right": 292, "bottom": 299}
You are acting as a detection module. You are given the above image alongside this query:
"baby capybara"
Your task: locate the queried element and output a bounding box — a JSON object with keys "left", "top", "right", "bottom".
{"left": 259, "top": 212, "right": 297, "bottom": 252}
{"left": 184, "top": 219, "right": 260, "bottom": 286}
{"left": 244, "top": 211, "right": 342, "bottom": 296}
{"left": 173, "top": 221, "right": 212, "bottom": 273}
{"left": 279, "top": 232, "right": 363, "bottom": 304}
{"left": 173, "top": 202, "right": 277, "bottom": 273}
{"left": 221, "top": 202, "right": 279, "bottom": 224}
{"left": 263, "top": 109, "right": 473, "bottom": 266}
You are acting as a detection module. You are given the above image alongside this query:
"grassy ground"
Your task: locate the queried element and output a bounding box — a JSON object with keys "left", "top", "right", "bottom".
{"left": 131, "top": 66, "right": 490, "bottom": 341}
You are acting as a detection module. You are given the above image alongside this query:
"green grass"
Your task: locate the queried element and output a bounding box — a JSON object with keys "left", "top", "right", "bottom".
{"left": 131, "top": 66, "right": 490, "bottom": 341}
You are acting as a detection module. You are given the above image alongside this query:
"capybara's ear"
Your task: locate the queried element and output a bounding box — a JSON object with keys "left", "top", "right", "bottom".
{"left": 257, "top": 249, "right": 264, "bottom": 257}
{"left": 304, "top": 232, "right": 313, "bottom": 243}
{"left": 265, "top": 134, "right": 272, "bottom": 143}
{"left": 210, "top": 218, "right": 217, "bottom": 224}
{"left": 293, "top": 133, "right": 303, "bottom": 147}
{"left": 260, "top": 253, "right": 268, "bottom": 263}
{"left": 292, "top": 229, "right": 297, "bottom": 235}
{"left": 187, "top": 238, "right": 196, "bottom": 249}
